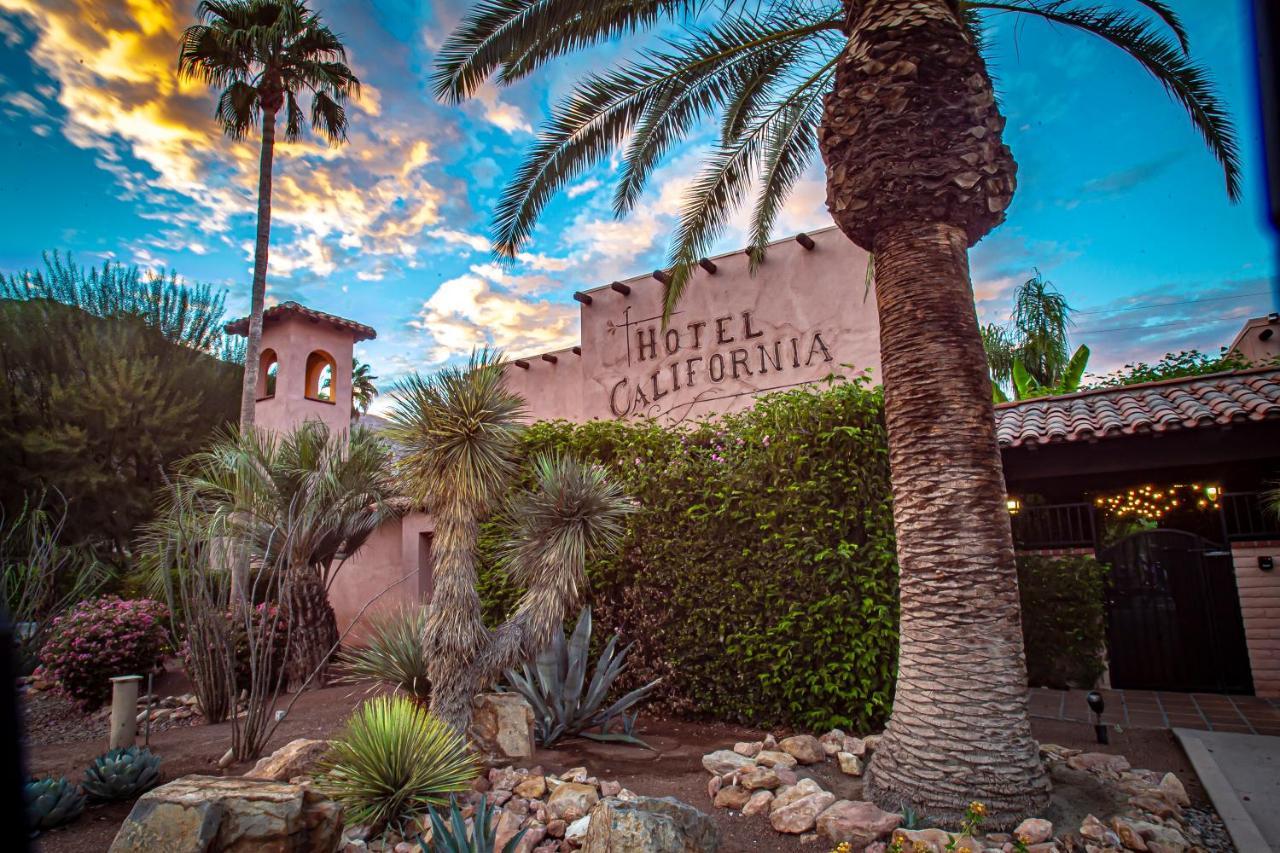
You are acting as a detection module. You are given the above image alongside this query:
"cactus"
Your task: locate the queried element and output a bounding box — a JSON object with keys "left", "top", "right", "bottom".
{"left": 81, "top": 746, "right": 163, "bottom": 801}
{"left": 25, "top": 776, "right": 86, "bottom": 830}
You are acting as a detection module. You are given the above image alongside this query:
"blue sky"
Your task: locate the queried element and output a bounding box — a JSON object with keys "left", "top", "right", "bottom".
{"left": 0, "top": 0, "right": 1276, "bottom": 394}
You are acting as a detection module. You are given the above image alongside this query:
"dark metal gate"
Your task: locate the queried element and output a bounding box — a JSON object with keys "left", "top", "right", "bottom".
{"left": 1099, "top": 529, "right": 1253, "bottom": 693}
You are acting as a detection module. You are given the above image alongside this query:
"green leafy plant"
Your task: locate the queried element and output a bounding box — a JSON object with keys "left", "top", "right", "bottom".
{"left": 318, "top": 694, "right": 477, "bottom": 834}
{"left": 995, "top": 344, "right": 1091, "bottom": 402}
{"left": 25, "top": 776, "right": 85, "bottom": 831}
{"left": 505, "top": 606, "right": 659, "bottom": 747}
{"left": 420, "top": 794, "right": 525, "bottom": 853}
{"left": 1016, "top": 555, "right": 1109, "bottom": 689}
{"left": 81, "top": 746, "right": 163, "bottom": 801}
{"left": 337, "top": 605, "right": 431, "bottom": 700}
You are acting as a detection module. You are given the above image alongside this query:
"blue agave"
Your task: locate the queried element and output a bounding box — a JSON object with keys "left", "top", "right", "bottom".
{"left": 82, "top": 746, "right": 163, "bottom": 801}
{"left": 26, "top": 775, "right": 85, "bottom": 831}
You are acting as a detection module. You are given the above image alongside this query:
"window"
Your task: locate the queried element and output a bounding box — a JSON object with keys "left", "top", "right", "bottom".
{"left": 305, "top": 350, "right": 336, "bottom": 403}
{"left": 257, "top": 349, "right": 279, "bottom": 399}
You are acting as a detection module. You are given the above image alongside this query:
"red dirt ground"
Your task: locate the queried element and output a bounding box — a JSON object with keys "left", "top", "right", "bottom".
{"left": 23, "top": 674, "right": 1208, "bottom": 853}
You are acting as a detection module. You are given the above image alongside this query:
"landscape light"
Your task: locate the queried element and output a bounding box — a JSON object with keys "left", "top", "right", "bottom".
{"left": 1086, "top": 691, "right": 1108, "bottom": 745}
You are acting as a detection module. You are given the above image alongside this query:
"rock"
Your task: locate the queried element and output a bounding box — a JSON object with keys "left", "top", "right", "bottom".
{"left": 599, "top": 780, "right": 622, "bottom": 798}
{"left": 836, "top": 752, "right": 864, "bottom": 776}
{"left": 713, "top": 785, "right": 752, "bottom": 810}
{"left": 891, "top": 828, "right": 953, "bottom": 853}
{"left": 562, "top": 767, "right": 590, "bottom": 784}
{"left": 842, "top": 736, "right": 868, "bottom": 758}
{"left": 706, "top": 776, "right": 721, "bottom": 800}
{"left": 1112, "top": 816, "right": 1148, "bottom": 851}
{"left": 1014, "top": 818, "right": 1053, "bottom": 845}
{"left": 770, "top": 791, "right": 836, "bottom": 834}
{"left": 819, "top": 730, "right": 846, "bottom": 756}
{"left": 1130, "top": 821, "right": 1188, "bottom": 848}
{"left": 743, "top": 790, "right": 774, "bottom": 816}
{"left": 109, "top": 774, "right": 343, "bottom": 853}
{"left": 1158, "top": 773, "right": 1189, "bottom": 807}
{"left": 565, "top": 815, "right": 591, "bottom": 842}
{"left": 1067, "top": 753, "right": 1131, "bottom": 774}
{"left": 1080, "top": 814, "right": 1122, "bottom": 847}
{"left": 547, "top": 783, "right": 599, "bottom": 822}
{"left": 775, "top": 767, "right": 799, "bottom": 786}
{"left": 472, "top": 693, "right": 536, "bottom": 762}
{"left": 756, "top": 750, "right": 798, "bottom": 769}
{"left": 514, "top": 823, "right": 547, "bottom": 853}
{"left": 1129, "top": 794, "right": 1181, "bottom": 820}
{"left": 763, "top": 734, "right": 778, "bottom": 750}
{"left": 246, "top": 739, "right": 332, "bottom": 782}
{"left": 491, "top": 767, "right": 523, "bottom": 791}
{"left": 515, "top": 776, "right": 547, "bottom": 799}
{"left": 545, "top": 819, "right": 566, "bottom": 839}
{"left": 495, "top": 809, "right": 526, "bottom": 852}
{"left": 815, "top": 800, "right": 902, "bottom": 847}
{"left": 734, "top": 741, "right": 763, "bottom": 757}
{"left": 779, "top": 735, "right": 825, "bottom": 765}
{"left": 701, "top": 749, "right": 755, "bottom": 775}
{"left": 740, "top": 766, "right": 781, "bottom": 791}
{"left": 862, "top": 734, "right": 881, "bottom": 753}
{"left": 581, "top": 796, "right": 717, "bottom": 853}
{"left": 772, "top": 779, "right": 824, "bottom": 812}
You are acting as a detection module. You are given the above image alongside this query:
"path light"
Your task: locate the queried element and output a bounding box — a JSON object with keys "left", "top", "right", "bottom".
{"left": 1086, "top": 690, "right": 1109, "bottom": 745}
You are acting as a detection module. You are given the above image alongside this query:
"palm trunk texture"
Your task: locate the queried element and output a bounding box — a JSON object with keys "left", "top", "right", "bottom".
{"left": 287, "top": 567, "right": 339, "bottom": 689}
{"left": 819, "top": 0, "right": 1050, "bottom": 825}
{"left": 239, "top": 107, "right": 277, "bottom": 433}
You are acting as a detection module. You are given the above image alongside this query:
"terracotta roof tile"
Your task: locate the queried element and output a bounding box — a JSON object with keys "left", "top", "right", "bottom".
{"left": 225, "top": 301, "right": 376, "bottom": 342}
{"left": 995, "top": 368, "right": 1280, "bottom": 449}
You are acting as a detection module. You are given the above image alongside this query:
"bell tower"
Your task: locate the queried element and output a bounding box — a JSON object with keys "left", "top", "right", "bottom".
{"left": 225, "top": 301, "right": 377, "bottom": 436}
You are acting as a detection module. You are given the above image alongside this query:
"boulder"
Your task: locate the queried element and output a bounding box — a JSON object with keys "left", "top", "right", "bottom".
{"left": 1014, "top": 818, "right": 1053, "bottom": 845}
{"left": 770, "top": 791, "right": 836, "bottom": 834}
{"left": 891, "top": 828, "right": 954, "bottom": 853}
{"left": 109, "top": 775, "right": 343, "bottom": 853}
{"left": 547, "top": 783, "right": 599, "bottom": 822}
{"left": 246, "top": 739, "right": 332, "bottom": 782}
{"left": 1158, "top": 773, "right": 1190, "bottom": 807}
{"left": 1080, "top": 814, "right": 1122, "bottom": 847}
{"left": 514, "top": 776, "right": 547, "bottom": 799}
{"left": 1111, "top": 817, "right": 1148, "bottom": 851}
{"left": 756, "top": 750, "right": 798, "bottom": 769}
{"left": 742, "top": 790, "right": 774, "bottom": 817}
{"left": 471, "top": 693, "right": 536, "bottom": 762}
{"left": 842, "top": 736, "right": 868, "bottom": 758}
{"left": 815, "top": 800, "right": 902, "bottom": 847}
{"left": 495, "top": 809, "right": 526, "bottom": 852}
{"left": 713, "top": 785, "right": 751, "bottom": 810}
{"left": 566, "top": 815, "right": 591, "bottom": 843}
{"left": 779, "top": 735, "right": 825, "bottom": 765}
{"left": 818, "top": 730, "right": 846, "bottom": 756}
{"left": 837, "top": 752, "right": 864, "bottom": 776}
{"left": 739, "top": 766, "right": 781, "bottom": 791}
{"left": 581, "top": 796, "right": 717, "bottom": 853}
{"left": 733, "top": 742, "right": 763, "bottom": 757}
{"left": 1067, "top": 753, "right": 1130, "bottom": 774}
{"left": 702, "top": 750, "right": 755, "bottom": 775}
{"left": 771, "top": 779, "right": 824, "bottom": 812}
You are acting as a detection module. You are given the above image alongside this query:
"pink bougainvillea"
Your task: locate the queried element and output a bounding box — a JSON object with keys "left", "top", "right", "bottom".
{"left": 40, "top": 596, "right": 169, "bottom": 709}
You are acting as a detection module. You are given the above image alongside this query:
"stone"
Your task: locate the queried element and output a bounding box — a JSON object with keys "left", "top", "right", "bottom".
{"left": 819, "top": 730, "right": 846, "bottom": 756}
{"left": 1130, "top": 821, "right": 1188, "bottom": 848}
{"left": 515, "top": 776, "right": 548, "bottom": 799}
{"left": 779, "top": 735, "right": 825, "bottom": 764}
{"left": 562, "top": 767, "right": 590, "bottom": 784}
{"left": 472, "top": 694, "right": 536, "bottom": 762}
{"left": 702, "top": 749, "right": 755, "bottom": 775}
{"left": 763, "top": 734, "right": 778, "bottom": 750}
{"left": 1067, "top": 753, "right": 1131, "bottom": 774}
{"left": 862, "top": 734, "right": 881, "bottom": 753}
{"left": 1111, "top": 817, "right": 1148, "bottom": 851}
{"left": 842, "top": 736, "right": 868, "bottom": 758}
{"left": 837, "top": 752, "right": 864, "bottom": 776}
{"left": 547, "top": 783, "right": 599, "bottom": 822}
{"left": 815, "top": 800, "right": 902, "bottom": 847}
{"left": 772, "top": 779, "right": 824, "bottom": 812}
{"left": 756, "top": 750, "right": 798, "bottom": 769}
{"left": 1014, "top": 818, "right": 1053, "bottom": 845}
{"left": 706, "top": 776, "right": 721, "bottom": 800}
{"left": 713, "top": 785, "right": 752, "bottom": 810}
{"left": 546, "top": 819, "right": 566, "bottom": 838}
{"left": 743, "top": 790, "right": 774, "bottom": 816}
{"left": 775, "top": 767, "right": 799, "bottom": 787}
{"left": 491, "top": 767, "right": 523, "bottom": 791}
{"left": 770, "top": 791, "right": 836, "bottom": 834}
{"left": 565, "top": 815, "right": 591, "bottom": 842}
{"left": 495, "top": 810, "right": 526, "bottom": 852}
{"left": 740, "top": 766, "right": 781, "bottom": 791}
{"left": 1080, "top": 815, "right": 1122, "bottom": 847}
{"left": 1158, "top": 773, "right": 1189, "bottom": 807}
{"left": 515, "top": 823, "right": 547, "bottom": 853}
{"left": 581, "top": 796, "right": 717, "bottom": 853}
{"left": 599, "top": 780, "right": 622, "bottom": 798}
{"left": 891, "top": 828, "right": 954, "bottom": 853}
{"left": 109, "top": 774, "right": 343, "bottom": 853}
{"left": 1128, "top": 794, "right": 1181, "bottom": 820}
{"left": 734, "top": 741, "right": 763, "bottom": 757}
{"left": 246, "top": 739, "right": 332, "bottom": 783}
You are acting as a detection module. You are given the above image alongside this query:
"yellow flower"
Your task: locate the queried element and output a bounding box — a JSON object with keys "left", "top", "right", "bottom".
{"left": 913, "top": 842, "right": 931, "bottom": 853}
{"left": 958, "top": 847, "right": 973, "bottom": 853}
{"left": 969, "top": 801, "right": 987, "bottom": 816}
{"left": 1017, "top": 833, "right": 1031, "bottom": 844}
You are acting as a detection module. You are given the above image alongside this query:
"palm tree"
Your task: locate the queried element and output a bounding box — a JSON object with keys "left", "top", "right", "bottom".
{"left": 984, "top": 271, "right": 1075, "bottom": 399}
{"left": 352, "top": 358, "right": 378, "bottom": 419}
{"left": 432, "top": 0, "right": 1239, "bottom": 824}
{"left": 387, "top": 352, "right": 633, "bottom": 733}
{"left": 178, "top": 0, "right": 360, "bottom": 431}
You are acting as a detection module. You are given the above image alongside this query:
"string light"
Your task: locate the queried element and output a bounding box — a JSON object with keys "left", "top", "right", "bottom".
{"left": 1092, "top": 483, "right": 1220, "bottom": 518}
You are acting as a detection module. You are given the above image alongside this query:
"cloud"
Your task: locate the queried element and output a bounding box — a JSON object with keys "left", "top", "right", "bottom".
{"left": 429, "top": 227, "right": 491, "bottom": 253}
{"left": 567, "top": 178, "right": 601, "bottom": 199}
{"left": 472, "top": 82, "right": 533, "bottom": 134}
{"left": 1079, "top": 151, "right": 1184, "bottom": 198}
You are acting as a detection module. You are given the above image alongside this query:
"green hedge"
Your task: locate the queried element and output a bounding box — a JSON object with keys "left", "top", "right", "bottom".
{"left": 1016, "top": 554, "right": 1109, "bottom": 689}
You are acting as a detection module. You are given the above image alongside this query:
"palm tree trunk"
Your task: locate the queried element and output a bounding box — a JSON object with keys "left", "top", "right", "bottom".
{"left": 425, "top": 506, "right": 490, "bottom": 732}
{"left": 818, "top": 0, "right": 1048, "bottom": 826}
{"left": 239, "top": 107, "right": 277, "bottom": 433}
{"left": 286, "top": 567, "right": 339, "bottom": 689}
{"left": 865, "top": 222, "right": 1049, "bottom": 825}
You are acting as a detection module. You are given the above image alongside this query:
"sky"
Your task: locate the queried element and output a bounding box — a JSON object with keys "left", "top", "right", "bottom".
{"left": 0, "top": 0, "right": 1277, "bottom": 399}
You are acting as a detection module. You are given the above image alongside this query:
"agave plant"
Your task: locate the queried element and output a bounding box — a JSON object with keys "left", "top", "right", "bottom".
{"left": 25, "top": 776, "right": 85, "bottom": 831}
{"left": 419, "top": 794, "right": 525, "bottom": 853}
{"left": 82, "top": 746, "right": 163, "bottom": 801}
{"left": 337, "top": 605, "right": 431, "bottom": 700}
{"left": 505, "top": 606, "right": 659, "bottom": 748}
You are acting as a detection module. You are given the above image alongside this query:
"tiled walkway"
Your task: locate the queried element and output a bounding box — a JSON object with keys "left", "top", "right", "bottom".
{"left": 1028, "top": 688, "right": 1280, "bottom": 736}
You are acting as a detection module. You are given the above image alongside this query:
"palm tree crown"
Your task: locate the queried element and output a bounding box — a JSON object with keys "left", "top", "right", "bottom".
{"left": 178, "top": 0, "right": 360, "bottom": 144}
{"left": 436, "top": 0, "right": 1239, "bottom": 316}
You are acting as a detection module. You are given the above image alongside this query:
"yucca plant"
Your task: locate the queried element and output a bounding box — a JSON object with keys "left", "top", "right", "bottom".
{"left": 419, "top": 794, "right": 526, "bottom": 853}
{"left": 82, "top": 746, "right": 163, "bottom": 801}
{"left": 25, "top": 776, "right": 85, "bottom": 831}
{"left": 318, "top": 694, "right": 477, "bottom": 834}
{"left": 337, "top": 605, "right": 431, "bottom": 700}
{"left": 505, "top": 606, "right": 659, "bottom": 748}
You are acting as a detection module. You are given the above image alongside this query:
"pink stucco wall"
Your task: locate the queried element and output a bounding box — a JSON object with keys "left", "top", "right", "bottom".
{"left": 255, "top": 313, "right": 355, "bottom": 438}
{"left": 330, "top": 511, "right": 434, "bottom": 643}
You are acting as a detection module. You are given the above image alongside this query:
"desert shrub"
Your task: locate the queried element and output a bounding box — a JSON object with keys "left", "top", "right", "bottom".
{"left": 1017, "top": 554, "right": 1109, "bottom": 688}
{"left": 318, "top": 694, "right": 476, "bottom": 835}
{"left": 479, "top": 376, "right": 900, "bottom": 733}
{"left": 39, "top": 596, "right": 168, "bottom": 709}
{"left": 337, "top": 605, "right": 431, "bottom": 700}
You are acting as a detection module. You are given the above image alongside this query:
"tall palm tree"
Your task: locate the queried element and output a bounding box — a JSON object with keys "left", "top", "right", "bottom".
{"left": 387, "top": 352, "right": 633, "bottom": 733}
{"left": 352, "top": 358, "right": 378, "bottom": 419}
{"left": 984, "top": 271, "right": 1074, "bottom": 398}
{"left": 178, "top": 0, "right": 360, "bottom": 431}
{"left": 432, "top": 0, "right": 1239, "bottom": 824}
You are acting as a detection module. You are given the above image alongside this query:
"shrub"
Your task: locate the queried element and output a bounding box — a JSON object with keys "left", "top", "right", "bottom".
{"left": 1017, "top": 554, "right": 1109, "bottom": 688}
{"left": 40, "top": 596, "right": 169, "bottom": 709}
{"left": 337, "top": 605, "right": 431, "bottom": 700}
{"left": 318, "top": 694, "right": 477, "bottom": 834}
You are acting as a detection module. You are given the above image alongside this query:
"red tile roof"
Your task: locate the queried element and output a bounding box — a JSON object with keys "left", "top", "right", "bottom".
{"left": 995, "top": 367, "right": 1280, "bottom": 449}
{"left": 225, "top": 301, "right": 376, "bottom": 342}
